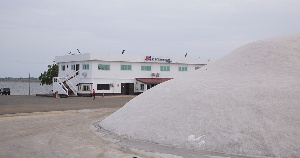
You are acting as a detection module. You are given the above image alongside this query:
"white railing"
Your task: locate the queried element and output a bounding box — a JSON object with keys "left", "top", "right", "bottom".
{"left": 66, "top": 80, "right": 77, "bottom": 95}
{"left": 53, "top": 77, "right": 68, "bottom": 95}
{"left": 61, "top": 71, "right": 79, "bottom": 82}
{"left": 64, "top": 71, "right": 79, "bottom": 95}
{"left": 53, "top": 71, "right": 79, "bottom": 96}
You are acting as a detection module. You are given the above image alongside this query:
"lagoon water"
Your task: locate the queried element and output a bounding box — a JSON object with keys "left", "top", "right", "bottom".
{"left": 0, "top": 81, "right": 52, "bottom": 95}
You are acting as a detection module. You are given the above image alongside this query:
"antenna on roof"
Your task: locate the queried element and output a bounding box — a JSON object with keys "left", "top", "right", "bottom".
{"left": 185, "top": 53, "right": 187, "bottom": 57}
{"left": 77, "top": 49, "right": 81, "bottom": 54}
{"left": 122, "top": 50, "right": 125, "bottom": 54}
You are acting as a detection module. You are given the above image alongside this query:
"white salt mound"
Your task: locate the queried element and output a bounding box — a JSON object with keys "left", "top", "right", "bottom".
{"left": 100, "top": 33, "right": 300, "bottom": 157}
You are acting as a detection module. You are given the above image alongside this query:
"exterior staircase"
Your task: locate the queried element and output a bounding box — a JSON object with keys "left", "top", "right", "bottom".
{"left": 53, "top": 71, "right": 79, "bottom": 96}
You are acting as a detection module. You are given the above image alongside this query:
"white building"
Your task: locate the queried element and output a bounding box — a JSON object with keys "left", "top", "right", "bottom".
{"left": 53, "top": 53, "right": 209, "bottom": 96}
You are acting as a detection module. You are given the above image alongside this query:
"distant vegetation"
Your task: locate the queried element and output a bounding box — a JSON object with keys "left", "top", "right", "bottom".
{"left": 39, "top": 64, "right": 58, "bottom": 85}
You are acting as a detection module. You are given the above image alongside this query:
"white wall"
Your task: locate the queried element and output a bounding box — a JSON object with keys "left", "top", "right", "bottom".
{"left": 55, "top": 53, "right": 208, "bottom": 94}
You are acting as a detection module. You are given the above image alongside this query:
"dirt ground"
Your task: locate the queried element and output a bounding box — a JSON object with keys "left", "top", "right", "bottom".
{"left": 0, "top": 108, "right": 183, "bottom": 158}
{"left": 0, "top": 96, "right": 181, "bottom": 158}
{"left": 0, "top": 95, "right": 134, "bottom": 114}
{"left": 0, "top": 96, "right": 253, "bottom": 158}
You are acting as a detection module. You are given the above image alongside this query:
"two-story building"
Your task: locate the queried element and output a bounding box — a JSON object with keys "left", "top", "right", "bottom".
{"left": 53, "top": 53, "right": 209, "bottom": 96}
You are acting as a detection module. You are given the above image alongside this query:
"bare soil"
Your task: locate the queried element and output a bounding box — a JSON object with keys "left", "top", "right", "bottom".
{"left": 0, "top": 96, "right": 253, "bottom": 157}
{"left": 0, "top": 96, "right": 180, "bottom": 158}
{"left": 0, "top": 95, "right": 134, "bottom": 115}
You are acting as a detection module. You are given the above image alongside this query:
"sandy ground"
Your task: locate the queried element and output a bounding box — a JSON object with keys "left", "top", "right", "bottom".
{"left": 0, "top": 95, "right": 134, "bottom": 114}
{"left": 0, "top": 96, "right": 181, "bottom": 158}
{"left": 0, "top": 96, "right": 254, "bottom": 157}
{"left": 0, "top": 108, "right": 183, "bottom": 158}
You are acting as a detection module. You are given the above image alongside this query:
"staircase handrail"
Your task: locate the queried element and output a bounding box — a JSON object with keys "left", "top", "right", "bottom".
{"left": 66, "top": 80, "right": 77, "bottom": 95}
{"left": 53, "top": 77, "right": 68, "bottom": 95}
{"left": 57, "top": 77, "right": 68, "bottom": 94}
{"left": 54, "top": 71, "right": 79, "bottom": 96}
{"left": 61, "top": 71, "right": 79, "bottom": 82}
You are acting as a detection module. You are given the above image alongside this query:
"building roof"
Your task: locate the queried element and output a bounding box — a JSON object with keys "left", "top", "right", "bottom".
{"left": 136, "top": 78, "right": 173, "bottom": 84}
{"left": 55, "top": 53, "right": 210, "bottom": 65}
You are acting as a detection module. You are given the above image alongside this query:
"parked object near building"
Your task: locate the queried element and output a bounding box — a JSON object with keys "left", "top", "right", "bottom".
{"left": 0, "top": 88, "right": 10, "bottom": 95}
{"left": 53, "top": 53, "right": 209, "bottom": 96}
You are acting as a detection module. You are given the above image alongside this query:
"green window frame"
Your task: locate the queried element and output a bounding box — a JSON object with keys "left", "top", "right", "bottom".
{"left": 195, "top": 65, "right": 204, "bottom": 70}
{"left": 61, "top": 65, "right": 65, "bottom": 71}
{"left": 160, "top": 66, "right": 170, "bottom": 71}
{"left": 98, "top": 64, "right": 110, "bottom": 70}
{"left": 83, "top": 64, "right": 89, "bottom": 70}
{"left": 141, "top": 66, "right": 151, "bottom": 71}
{"left": 71, "top": 64, "right": 75, "bottom": 70}
{"left": 179, "top": 66, "right": 187, "bottom": 71}
{"left": 140, "top": 84, "right": 144, "bottom": 90}
{"left": 121, "top": 65, "right": 132, "bottom": 70}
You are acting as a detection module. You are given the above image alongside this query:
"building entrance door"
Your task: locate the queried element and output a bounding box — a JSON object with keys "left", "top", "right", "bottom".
{"left": 76, "top": 64, "right": 80, "bottom": 71}
{"left": 121, "top": 83, "right": 134, "bottom": 95}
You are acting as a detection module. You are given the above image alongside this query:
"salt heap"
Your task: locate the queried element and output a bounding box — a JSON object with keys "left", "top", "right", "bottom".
{"left": 100, "top": 33, "right": 300, "bottom": 157}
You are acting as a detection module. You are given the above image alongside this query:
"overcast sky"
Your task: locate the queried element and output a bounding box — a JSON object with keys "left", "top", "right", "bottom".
{"left": 1, "top": 0, "right": 300, "bottom": 77}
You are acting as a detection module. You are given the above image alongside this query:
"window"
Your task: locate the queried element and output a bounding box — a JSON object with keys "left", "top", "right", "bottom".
{"left": 83, "top": 85, "right": 90, "bottom": 91}
{"left": 160, "top": 66, "right": 170, "bottom": 71}
{"left": 179, "top": 66, "right": 188, "bottom": 71}
{"left": 71, "top": 64, "right": 75, "bottom": 70}
{"left": 140, "top": 84, "right": 144, "bottom": 90}
{"left": 61, "top": 65, "right": 65, "bottom": 71}
{"left": 83, "top": 64, "right": 89, "bottom": 70}
{"left": 141, "top": 66, "right": 151, "bottom": 71}
{"left": 98, "top": 64, "right": 110, "bottom": 70}
{"left": 97, "top": 84, "right": 110, "bottom": 90}
{"left": 195, "top": 66, "right": 203, "bottom": 70}
{"left": 121, "top": 65, "right": 132, "bottom": 70}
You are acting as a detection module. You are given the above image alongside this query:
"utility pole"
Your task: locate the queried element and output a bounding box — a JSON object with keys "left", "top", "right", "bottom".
{"left": 29, "top": 72, "right": 30, "bottom": 95}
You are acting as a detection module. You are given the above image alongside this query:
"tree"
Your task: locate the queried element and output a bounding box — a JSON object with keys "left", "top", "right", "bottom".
{"left": 39, "top": 64, "right": 58, "bottom": 85}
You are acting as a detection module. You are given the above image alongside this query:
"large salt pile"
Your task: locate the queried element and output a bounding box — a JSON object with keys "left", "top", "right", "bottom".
{"left": 100, "top": 33, "right": 300, "bottom": 157}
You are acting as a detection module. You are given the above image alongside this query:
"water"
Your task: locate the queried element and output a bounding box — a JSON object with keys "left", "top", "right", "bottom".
{"left": 0, "top": 81, "right": 52, "bottom": 95}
